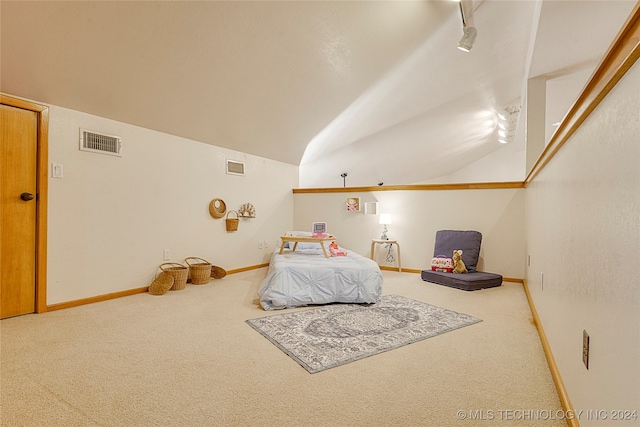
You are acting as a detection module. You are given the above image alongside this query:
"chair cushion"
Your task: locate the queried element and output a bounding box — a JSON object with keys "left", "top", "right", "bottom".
{"left": 434, "top": 230, "right": 482, "bottom": 273}
{"left": 421, "top": 270, "right": 502, "bottom": 291}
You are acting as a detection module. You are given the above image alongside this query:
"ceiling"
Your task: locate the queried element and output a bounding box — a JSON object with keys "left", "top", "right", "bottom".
{"left": 1, "top": 1, "right": 636, "bottom": 187}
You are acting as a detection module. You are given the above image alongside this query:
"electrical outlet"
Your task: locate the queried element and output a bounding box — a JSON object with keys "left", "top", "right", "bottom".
{"left": 258, "top": 241, "right": 263, "bottom": 249}
{"left": 583, "top": 330, "right": 590, "bottom": 369}
{"left": 528, "top": 255, "right": 531, "bottom": 267}
{"left": 163, "top": 249, "right": 170, "bottom": 260}
{"left": 541, "top": 272, "right": 544, "bottom": 290}
{"left": 262, "top": 240, "right": 268, "bottom": 249}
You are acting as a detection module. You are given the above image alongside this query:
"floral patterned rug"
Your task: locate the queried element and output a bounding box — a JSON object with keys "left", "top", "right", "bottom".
{"left": 246, "top": 294, "right": 481, "bottom": 373}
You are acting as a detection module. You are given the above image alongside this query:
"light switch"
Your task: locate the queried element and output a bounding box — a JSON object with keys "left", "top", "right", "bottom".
{"left": 52, "top": 163, "right": 64, "bottom": 179}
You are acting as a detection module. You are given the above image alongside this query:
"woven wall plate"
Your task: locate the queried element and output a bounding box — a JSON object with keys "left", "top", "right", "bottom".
{"left": 209, "top": 198, "right": 227, "bottom": 218}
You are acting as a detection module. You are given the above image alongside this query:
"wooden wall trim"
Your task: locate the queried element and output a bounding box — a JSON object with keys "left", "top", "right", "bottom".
{"left": 523, "top": 279, "right": 579, "bottom": 427}
{"left": 47, "top": 287, "right": 149, "bottom": 312}
{"left": 524, "top": 2, "right": 640, "bottom": 187}
{"left": 1, "top": 94, "right": 49, "bottom": 314}
{"left": 45, "top": 264, "right": 270, "bottom": 311}
{"left": 293, "top": 181, "right": 524, "bottom": 194}
{"left": 226, "top": 263, "right": 269, "bottom": 274}
{"left": 0, "top": 94, "right": 48, "bottom": 113}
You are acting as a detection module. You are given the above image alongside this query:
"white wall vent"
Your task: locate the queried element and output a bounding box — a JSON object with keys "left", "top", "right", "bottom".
{"left": 79, "top": 129, "right": 122, "bottom": 157}
{"left": 226, "top": 160, "right": 245, "bottom": 176}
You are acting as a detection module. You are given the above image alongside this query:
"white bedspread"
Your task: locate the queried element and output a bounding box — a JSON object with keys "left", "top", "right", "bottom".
{"left": 257, "top": 246, "right": 383, "bottom": 310}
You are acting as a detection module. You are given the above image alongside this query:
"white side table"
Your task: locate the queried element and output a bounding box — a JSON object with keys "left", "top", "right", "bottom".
{"left": 370, "top": 239, "right": 402, "bottom": 272}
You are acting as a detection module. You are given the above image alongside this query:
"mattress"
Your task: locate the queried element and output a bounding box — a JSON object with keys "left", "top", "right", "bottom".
{"left": 257, "top": 245, "right": 383, "bottom": 310}
{"left": 420, "top": 270, "right": 502, "bottom": 291}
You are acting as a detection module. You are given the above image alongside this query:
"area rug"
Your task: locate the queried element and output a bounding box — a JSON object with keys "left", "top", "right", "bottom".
{"left": 246, "top": 294, "right": 481, "bottom": 373}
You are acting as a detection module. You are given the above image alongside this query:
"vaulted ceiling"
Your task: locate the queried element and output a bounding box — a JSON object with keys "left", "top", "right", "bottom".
{"left": 1, "top": 1, "right": 635, "bottom": 187}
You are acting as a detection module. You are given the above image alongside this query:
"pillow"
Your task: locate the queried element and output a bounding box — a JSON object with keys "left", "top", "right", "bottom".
{"left": 433, "top": 230, "right": 482, "bottom": 273}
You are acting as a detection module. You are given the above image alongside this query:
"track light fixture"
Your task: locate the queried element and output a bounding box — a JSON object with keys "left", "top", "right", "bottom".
{"left": 340, "top": 172, "right": 348, "bottom": 187}
{"left": 458, "top": 26, "right": 477, "bottom": 52}
{"left": 457, "top": 1, "right": 477, "bottom": 52}
{"left": 497, "top": 106, "right": 520, "bottom": 144}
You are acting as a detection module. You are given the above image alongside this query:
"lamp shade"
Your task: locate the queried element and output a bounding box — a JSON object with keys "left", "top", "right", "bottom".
{"left": 379, "top": 214, "right": 392, "bottom": 225}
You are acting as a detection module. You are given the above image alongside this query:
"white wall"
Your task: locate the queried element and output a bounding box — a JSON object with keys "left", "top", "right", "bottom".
{"left": 423, "top": 143, "right": 526, "bottom": 184}
{"left": 47, "top": 105, "right": 298, "bottom": 305}
{"left": 545, "top": 67, "right": 594, "bottom": 145}
{"left": 294, "top": 188, "right": 525, "bottom": 278}
{"left": 525, "top": 62, "right": 639, "bottom": 424}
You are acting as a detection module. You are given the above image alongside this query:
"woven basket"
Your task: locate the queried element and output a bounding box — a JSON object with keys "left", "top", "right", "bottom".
{"left": 160, "top": 262, "right": 189, "bottom": 290}
{"left": 209, "top": 198, "right": 227, "bottom": 218}
{"left": 149, "top": 272, "right": 174, "bottom": 295}
{"left": 225, "top": 210, "right": 239, "bottom": 232}
{"left": 185, "top": 257, "right": 212, "bottom": 285}
{"left": 211, "top": 265, "right": 227, "bottom": 279}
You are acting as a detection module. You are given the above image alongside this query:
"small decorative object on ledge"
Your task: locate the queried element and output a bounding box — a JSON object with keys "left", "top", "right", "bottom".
{"left": 238, "top": 203, "right": 256, "bottom": 218}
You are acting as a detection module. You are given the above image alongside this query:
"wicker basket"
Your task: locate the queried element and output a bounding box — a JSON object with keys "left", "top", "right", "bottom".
{"left": 149, "top": 272, "right": 174, "bottom": 295}
{"left": 160, "top": 262, "right": 189, "bottom": 290}
{"left": 211, "top": 265, "right": 227, "bottom": 279}
{"left": 185, "top": 257, "right": 212, "bottom": 285}
{"left": 225, "top": 210, "right": 239, "bottom": 232}
{"left": 209, "top": 198, "right": 227, "bottom": 218}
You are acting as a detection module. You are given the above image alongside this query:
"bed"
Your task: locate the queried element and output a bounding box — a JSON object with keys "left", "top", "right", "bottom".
{"left": 257, "top": 235, "right": 383, "bottom": 310}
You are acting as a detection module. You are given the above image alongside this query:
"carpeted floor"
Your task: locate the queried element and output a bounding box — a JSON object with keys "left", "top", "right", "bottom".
{"left": 0, "top": 270, "right": 564, "bottom": 426}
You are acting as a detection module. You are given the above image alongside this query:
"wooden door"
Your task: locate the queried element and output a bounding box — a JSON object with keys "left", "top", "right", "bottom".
{"left": 1, "top": 104, "right": 38, "bottom": 318}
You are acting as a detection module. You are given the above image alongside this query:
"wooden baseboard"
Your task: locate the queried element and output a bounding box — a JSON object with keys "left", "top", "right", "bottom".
{"left": 379, "top": 266, "right": 402, "bottom": 272}
{"left": 47, "top": 286, "right": 149, "bottom": 312}
{"left": 522, "top": 279, "right": 579, "bottom": 427}
{"left": 226, "top": 263, "right": 269, "bottom": 274}
{"left": 45, "top": 264, "right": 270, "bottom": 312}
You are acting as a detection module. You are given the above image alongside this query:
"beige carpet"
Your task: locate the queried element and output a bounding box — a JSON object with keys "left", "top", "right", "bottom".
{"left": 0, "top": 270, "right": 564, "bottom": 427}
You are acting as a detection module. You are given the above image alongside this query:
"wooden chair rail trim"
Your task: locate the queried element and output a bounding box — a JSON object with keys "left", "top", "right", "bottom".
{"left": 293, "top": 181, "right": 524, "bottom": 194}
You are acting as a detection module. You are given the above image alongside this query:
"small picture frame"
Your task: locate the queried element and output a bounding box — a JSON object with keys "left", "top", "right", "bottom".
{"left": 346, "top": 197, "right": 361, "bottom": 212}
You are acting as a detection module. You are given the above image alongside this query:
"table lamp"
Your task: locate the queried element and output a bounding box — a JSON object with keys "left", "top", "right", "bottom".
{"left": 379, "top": 214, "right": 392, "bottom": 240}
